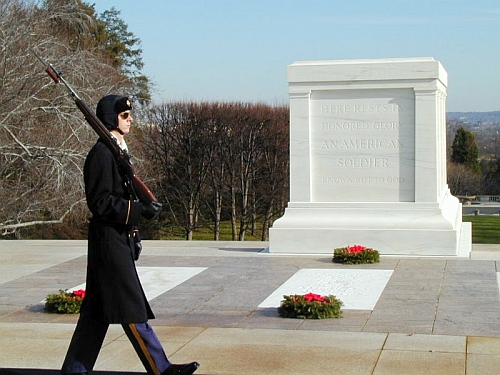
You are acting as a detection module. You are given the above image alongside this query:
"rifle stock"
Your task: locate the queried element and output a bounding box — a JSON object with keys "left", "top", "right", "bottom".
{"left": 33, "top": 51, "right": 156, "bottom": 203}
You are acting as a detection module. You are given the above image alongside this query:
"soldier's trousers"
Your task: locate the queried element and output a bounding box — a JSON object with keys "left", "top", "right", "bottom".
{"left": 61, "top": 303, "right": 170, "bottom": 374}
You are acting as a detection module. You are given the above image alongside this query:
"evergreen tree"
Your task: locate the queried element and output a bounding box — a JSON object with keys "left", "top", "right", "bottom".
{"left": 95, "top": 7, "right": 150, "bottom": 102}
{"left": 451, "top": 127, "right": 480, "bottom": 173}
{"left": 40, "top": 0, "right": 150, "bottom": 102}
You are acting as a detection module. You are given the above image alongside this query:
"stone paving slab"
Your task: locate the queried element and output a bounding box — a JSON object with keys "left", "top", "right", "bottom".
{"left": 2, "top": 243, "right": 499, "bottom": 337}
{"left": 2, "top": 323, "right": 500, "bottom": 375}
{"left": 1, "top": 241, "right": 500, "bottom": 375}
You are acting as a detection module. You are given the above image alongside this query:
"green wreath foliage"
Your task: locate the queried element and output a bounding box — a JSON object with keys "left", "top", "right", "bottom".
{"left": 332, "top": 245, "right": 380, "bottom": 264}
{"left": 278, "top": 293, "right": 343, "bottom": 319}
{"left": 45, "top": 289, "right": 85, "bottom": 314}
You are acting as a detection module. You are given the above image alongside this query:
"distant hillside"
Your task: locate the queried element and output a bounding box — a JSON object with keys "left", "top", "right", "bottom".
{"left": 447, "top": 111, "right": 500, "bottom": 124}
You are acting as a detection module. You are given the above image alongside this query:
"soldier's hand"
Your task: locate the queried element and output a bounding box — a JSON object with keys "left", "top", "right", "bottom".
{"left": 140, "top": 200, "right": 162, "bottom": 220}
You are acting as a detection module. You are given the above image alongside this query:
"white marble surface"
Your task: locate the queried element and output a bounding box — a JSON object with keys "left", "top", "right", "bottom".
{"left": 259, "top": 268, "right": 393, "bottom": 310}
{"left": 497, "top": 273, "right": 500, "bottom": 300}
{"left": 68, "top": 267, "right": 207, "bottom": 301}
{"left": 270, "top": 57, "right": 470, "bottom": 256}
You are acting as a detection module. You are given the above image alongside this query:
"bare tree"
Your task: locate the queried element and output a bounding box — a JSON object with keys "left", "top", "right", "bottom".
{"left": 256, "top": 105, "right": 289, "bottom": 240}
{"left": 143, "top": 101, "right": 290, "bottom": 241}
{"left": 234, "top": 104, "right": 264, "bottom": 241}
{"left": 0, "top": 0, "right": 136, "bottom": 238}
{"left": 447, "top": 162, "right": 481, "bottom": 196}
{"left": 204, "top": 103, "right": 229, "bottom": 240}
{"left": 203, "top": 102, "right": 289, "bottom": 241}
{"left": 144, "top": 102, "right": 212, "bottom": 240}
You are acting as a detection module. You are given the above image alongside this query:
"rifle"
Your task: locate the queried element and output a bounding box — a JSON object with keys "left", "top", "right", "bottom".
{"left": 32, "top": 50, "right": 157, "bottom": 203}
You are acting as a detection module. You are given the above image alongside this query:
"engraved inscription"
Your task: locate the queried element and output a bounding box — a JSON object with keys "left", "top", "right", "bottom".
{"left": 320, "top": 121, "right": 402, "bottom": 130}
{"left": 320, "top": 139, "right": 403, "bottom": 149}
{"left": 336, "top": 158, "right": 389, "bottom": 168}
{"left": 310, "top": 89, "right": 415, "bottom": 202}
{"left": 321, "top": 176, "right": 405, "bottom": 184}
{"left": 320, "top": 104, "right": 405, "bottom": 114}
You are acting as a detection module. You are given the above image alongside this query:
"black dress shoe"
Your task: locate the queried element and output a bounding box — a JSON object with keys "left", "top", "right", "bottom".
{"left": 162, "top": 362, "right": 200, "bottom": 375}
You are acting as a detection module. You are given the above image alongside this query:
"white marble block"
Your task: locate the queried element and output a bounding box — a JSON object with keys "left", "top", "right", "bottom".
{"left": 269, "top": 58, "right": 471, "bottom": 257}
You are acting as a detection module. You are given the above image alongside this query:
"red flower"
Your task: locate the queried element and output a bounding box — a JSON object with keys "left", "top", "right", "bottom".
{"left": 72, "top": 289, "right": 86, "bottom": 299}
{"left": 303, "top": 293, "right": 325, "bottom": 303}
{"left": 346, "top": 245, "right": 366, "bottom": 254}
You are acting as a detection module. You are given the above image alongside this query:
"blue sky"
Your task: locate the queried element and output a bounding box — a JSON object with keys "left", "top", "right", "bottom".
{"left": 94, "top": 0, "right": 499, "bottom": 112}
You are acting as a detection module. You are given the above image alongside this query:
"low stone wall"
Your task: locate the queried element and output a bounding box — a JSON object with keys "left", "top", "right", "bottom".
{"left": 463, "top": 205, "right": 500, "bottom": 215}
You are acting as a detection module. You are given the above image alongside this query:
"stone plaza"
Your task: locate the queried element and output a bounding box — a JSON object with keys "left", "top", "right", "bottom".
{"left": 0, "top": 58, "right": 495, "bottom": 375}
{"left": 1, "top": 240, "right": 500, "bottom": 375}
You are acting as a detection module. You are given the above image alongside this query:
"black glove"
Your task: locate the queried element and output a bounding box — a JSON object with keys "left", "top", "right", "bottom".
{"left": 141, "top": 200, "right": 163, "bottom": 220}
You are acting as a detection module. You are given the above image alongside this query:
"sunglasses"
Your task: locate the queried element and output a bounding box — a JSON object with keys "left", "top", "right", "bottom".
{"left": 119, "top": 111, "right": 132, "bottom": 120}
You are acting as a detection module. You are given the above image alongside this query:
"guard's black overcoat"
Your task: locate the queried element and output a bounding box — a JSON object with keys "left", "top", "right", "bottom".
{"left": 83, "top": 139, "right": 154, "bottom": 323}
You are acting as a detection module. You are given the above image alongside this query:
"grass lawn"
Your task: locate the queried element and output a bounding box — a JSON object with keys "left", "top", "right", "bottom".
{"left": 164, "top": 216, "right": 500, "bottom": 244}
{"left": 161, "top": 221, "right": 264, "bottom": 241}
{"left": 463, "top": 215, "right": 500, "bottom": 244}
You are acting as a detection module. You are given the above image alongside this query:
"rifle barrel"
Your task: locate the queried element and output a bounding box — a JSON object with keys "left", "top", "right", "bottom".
{"left": 33, "top": 51, "right": 157, "bottom": 203}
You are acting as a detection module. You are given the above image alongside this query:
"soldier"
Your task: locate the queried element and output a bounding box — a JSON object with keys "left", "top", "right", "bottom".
{"left": 61, "top": 95, "right": 199, "bottom": 375}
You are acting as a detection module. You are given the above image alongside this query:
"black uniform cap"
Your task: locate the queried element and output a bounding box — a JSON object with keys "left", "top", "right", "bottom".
{"left": 96, "top": 95, "right": 132, "bottom": 130}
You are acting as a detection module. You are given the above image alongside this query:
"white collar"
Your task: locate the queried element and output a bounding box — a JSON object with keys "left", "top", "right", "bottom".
{"left": 110, "top": 133, "right": 128, "bottom": 152}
